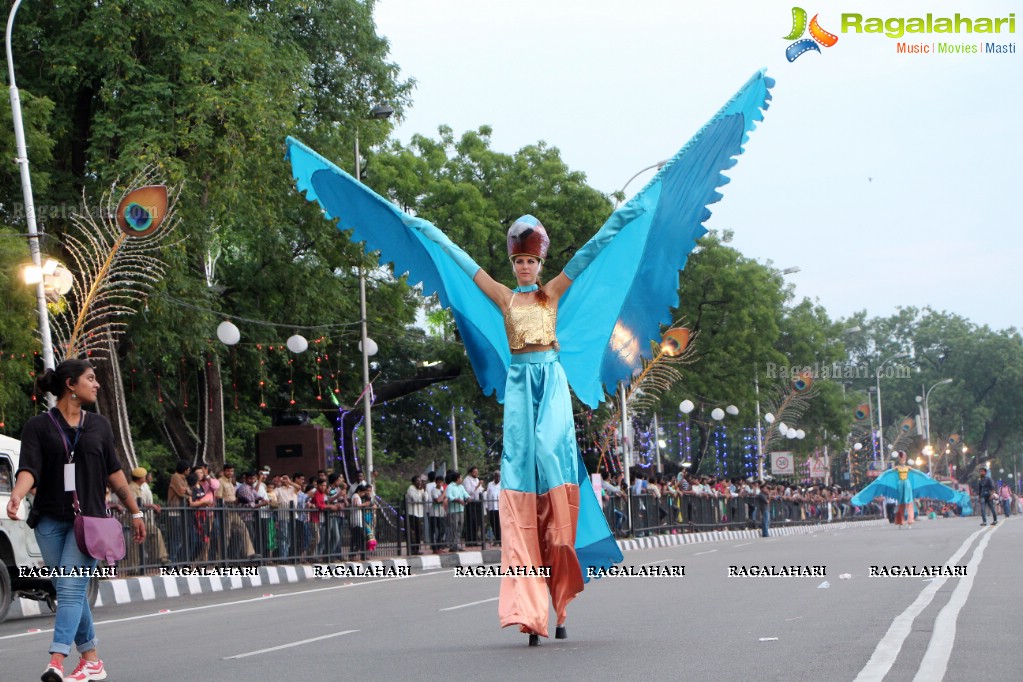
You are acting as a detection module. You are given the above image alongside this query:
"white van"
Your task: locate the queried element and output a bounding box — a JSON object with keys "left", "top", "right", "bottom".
{"left": 0, "top": 434, "right": 97, "bottom": 622}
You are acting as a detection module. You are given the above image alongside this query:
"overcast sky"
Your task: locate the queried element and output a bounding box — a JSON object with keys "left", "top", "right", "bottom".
{"left": 374, "top": 0, "right": 1021, "bottom": 332}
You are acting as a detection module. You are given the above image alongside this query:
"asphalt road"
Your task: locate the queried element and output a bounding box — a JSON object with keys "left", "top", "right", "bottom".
{"left": 2, "top": 516, "right": 1018, "bottom": 681}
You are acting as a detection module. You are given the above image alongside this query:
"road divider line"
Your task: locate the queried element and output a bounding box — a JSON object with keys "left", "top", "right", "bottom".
{"left": 853, "top": 527, "right": 987, "bottom": 682}
{"left": 913, "top": 525, "right": 999, "bottom": 682}
{"left": 694, "top": 550, "right": 717, "bottom": 556}
{"left": 224, "top": 630, "right": 359, "bottom": 659}
{"left": 440, "top": 597, "right": 498, "bottom": 611}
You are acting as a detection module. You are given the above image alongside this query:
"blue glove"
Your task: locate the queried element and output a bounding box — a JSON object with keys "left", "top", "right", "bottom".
{"left": 564, "top": 233, "right": 608, "bottom": 280}
{"left": 410, "top": 216, "right": 481, "bottom": 279}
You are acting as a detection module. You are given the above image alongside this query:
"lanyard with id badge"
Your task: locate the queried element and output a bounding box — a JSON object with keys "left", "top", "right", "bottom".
{"left": 46, "top": 410, "right": 126, "bottom": 563}
{"left": 47, "top": 411, "right": 85, "bottom": 497}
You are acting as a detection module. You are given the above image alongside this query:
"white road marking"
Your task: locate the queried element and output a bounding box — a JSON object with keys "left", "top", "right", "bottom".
{"left": 0, "top": 571, "right": 443, "bottom": 641}
{"left": 734, "top": 542, "right": 752, "bottom": 547}
{"left": 853, "top": 527, "right": 987, "bottom": 682}
{"left": 638, "top": 559, "right": 670, "bottom": 567}
{"left": 224, "top": 630, "right": 359, "bottom": 659}
{"left": 912, "top": 525, "right": 999, "bottom": 682}
{"left": 439, "top": 597, "right": 499, "bottom": 611}
{"left": 694, "top": 550, "right": 717, "bottom": 556}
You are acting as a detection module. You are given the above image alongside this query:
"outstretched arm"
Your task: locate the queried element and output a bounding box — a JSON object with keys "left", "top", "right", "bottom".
{"left": 544, "top": 271, "right": 573, "bottom": 302}
{"left": 473, "top": 269, "right": 512, "bottom": 311}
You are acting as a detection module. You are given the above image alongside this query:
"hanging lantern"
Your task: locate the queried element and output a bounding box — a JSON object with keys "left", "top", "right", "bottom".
{"left": 726, "top": 405, "right": 739, "bottom": 416}
{"left": 286, "top": 334, "right": 309, "bottom": 354}
{"left": 711, "top": 408, "right": 725, "bottom": 421}
{"left": 764, "top": 412, "right": 775, "bottom": 424}
{"left": 679, "top": 399, "right": 695, "bottom": 414}
{"left": 359, "top": 338, "right": 379, "bottom": 357}
{"left": 216, "top": 321, "right": 240, "bottom": 345}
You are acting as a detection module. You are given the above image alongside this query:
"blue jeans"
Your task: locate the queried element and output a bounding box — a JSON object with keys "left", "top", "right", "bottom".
{"left": 760, "top": 507, "right": 770, "bottom": 537}
{"left": 34, "top": 516, "right": 98, "bottom": 656}
{"left": 980, "top": 498, "right": 998, "bottom": 524}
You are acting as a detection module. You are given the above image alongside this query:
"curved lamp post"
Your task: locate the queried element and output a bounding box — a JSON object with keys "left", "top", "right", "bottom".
{"left": 920, "top": 378, "right": 952, "bottom": 473}
{"left": 875, "top": 351, "right": 909, "bottom": 458}
{"left": 7, "top": 0, "right": 55, "bottom": 373}
{"left": 355, "top": 103, "right": 393, "bottom": 480}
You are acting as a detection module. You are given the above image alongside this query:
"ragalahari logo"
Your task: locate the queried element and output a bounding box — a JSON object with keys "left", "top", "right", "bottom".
{"left": 784, "top": 7, "right": 839, "bottom": 61}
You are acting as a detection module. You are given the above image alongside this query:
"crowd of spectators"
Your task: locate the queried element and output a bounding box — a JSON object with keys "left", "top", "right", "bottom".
{"left": 103, "top": 459, "right": 1015, "bottom": 572}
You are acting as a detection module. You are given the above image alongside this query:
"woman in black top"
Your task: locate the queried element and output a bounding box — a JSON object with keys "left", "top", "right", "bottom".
{"left": 5, "top": 359, "right": 145, "bottom": 682}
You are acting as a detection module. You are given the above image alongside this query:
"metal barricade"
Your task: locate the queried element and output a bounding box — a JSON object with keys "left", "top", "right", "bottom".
{"left": 107, "top": 488, "right": 885, "bottom": 576}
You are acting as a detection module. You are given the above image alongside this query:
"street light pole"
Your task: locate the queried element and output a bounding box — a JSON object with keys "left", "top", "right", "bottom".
{"left": 754, "top": 370, "right": 765, "bottom": 480}
{"left": 614, "top": 160, "right": 668, "bottom": 207}
{"left": 355, "top": 103, "right": 394, "bottom": 479}
{"left": 6, "top": 0, "right": 55, "bottom": 373}
{"left": 922, "top": 378, "right": 952, "bottom": 474}
{"left": 875, "top": 352, "right": 909, "bottom": 459}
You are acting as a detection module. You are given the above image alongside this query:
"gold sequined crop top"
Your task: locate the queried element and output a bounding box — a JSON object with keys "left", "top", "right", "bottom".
{"left": 896, "top": 465, "right": 909, "bottom": 481}
{"left": 504, "top": 294, "right": 558, "bottom": 349}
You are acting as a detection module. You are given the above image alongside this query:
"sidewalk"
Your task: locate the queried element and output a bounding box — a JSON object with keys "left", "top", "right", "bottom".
{"left": 7, "top": 518, "right": 887, "bottom": 621}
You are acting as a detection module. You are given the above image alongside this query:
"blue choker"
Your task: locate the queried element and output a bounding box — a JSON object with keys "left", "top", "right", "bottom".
{"left": 513, "top": 284, "right": 539, "bottom": 293}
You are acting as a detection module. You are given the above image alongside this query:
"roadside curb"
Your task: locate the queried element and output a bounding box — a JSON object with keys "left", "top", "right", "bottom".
{"left": 617, "top": 517, "right": 889, "bottom": 551}
{"left": 7, "top": 518, "right": 885, "bottom": 621}
{"left": 7, "top": 550, "right": 501, "bottom": 621}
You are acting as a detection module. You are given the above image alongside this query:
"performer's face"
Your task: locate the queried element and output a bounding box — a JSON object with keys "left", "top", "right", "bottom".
{"left": 512, "top": 255, "right": 541, "bottom": 286}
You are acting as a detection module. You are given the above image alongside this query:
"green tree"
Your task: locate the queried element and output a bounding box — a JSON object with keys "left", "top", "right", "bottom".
{"left": 1, "top": 0, "right": 413, "bottom": 474}
{"left": 849, "top": 308, "right": 1023, "bottom": 482}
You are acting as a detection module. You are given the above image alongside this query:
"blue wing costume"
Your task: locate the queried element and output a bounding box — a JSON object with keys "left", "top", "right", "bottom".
{"left": 286, "top": 70, "right": 774, "bottom": 588}
{"left": 953, "top": 490, "right": 973, "bottom": 515}
{"left": 851, "top": 467, "right": 960, "bottom": 507}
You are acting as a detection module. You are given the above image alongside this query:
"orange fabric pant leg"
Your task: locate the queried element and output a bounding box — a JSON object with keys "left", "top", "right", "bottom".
{"left": 895, "top": 503, "right": 915, "bottom": 525}
{"left": 498, "top": 485, "right": 583, "bottom": 638}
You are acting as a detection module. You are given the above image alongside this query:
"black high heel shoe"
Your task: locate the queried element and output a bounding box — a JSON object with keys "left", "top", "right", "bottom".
{"left": 555, "top": 625, "right": 567, "bottom": 640}
{"left": 528, "top": 634, "right": 540, "bottom": 646}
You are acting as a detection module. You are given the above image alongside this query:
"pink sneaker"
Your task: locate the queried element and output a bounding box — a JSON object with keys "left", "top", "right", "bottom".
{"left": 65, "top": 658, "right": 107, "bottom": 681}
{"left": 40, "top": 657, "right": 63, "bottom": 682}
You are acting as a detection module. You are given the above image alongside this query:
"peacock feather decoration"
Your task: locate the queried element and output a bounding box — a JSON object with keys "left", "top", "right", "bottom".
{"left": 761, "top": 371, "right": 818, "bottom": 454}
{"left": 589, "top": 324, "right": 694, "bottom": 474}
{"left": 622, "top": 324, "right": 697, "bottom": 415}
{"left": 885, "top": 415, "right": 918, "bottom": 455}
{"left": 50, "top": 167, "right": 182, "bottom": 361}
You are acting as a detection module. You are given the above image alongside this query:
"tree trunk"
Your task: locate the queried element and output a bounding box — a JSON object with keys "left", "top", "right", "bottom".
{"left": 92, "top": 336, "right": 137, "bottom": 472}
{"left": 690, "top": 416, "right": 710, "bottom": 475}
{"left": 160, "top": 396, "right": 199, "bottom": 465}
{"left": 196, "top": 354, "right": 225, "bottom": 472}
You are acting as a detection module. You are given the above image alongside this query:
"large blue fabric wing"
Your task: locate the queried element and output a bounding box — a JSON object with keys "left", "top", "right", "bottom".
{"left": 904, "top": 468, "right": 959, "bottom": 503}
{"left": 953, "top": 490, "right": 972, "bottom": 515}
{"left": 286, "top": 137, "right": 511, "bottom": 401}
{"left": 574, "top": 454, "right": 624, "bottom": 582}
{"left": 851, "top": 468, "right": 959, "bottom": 506}
{"left": 558, "top": 70, "right": 775, "bottom": 408}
